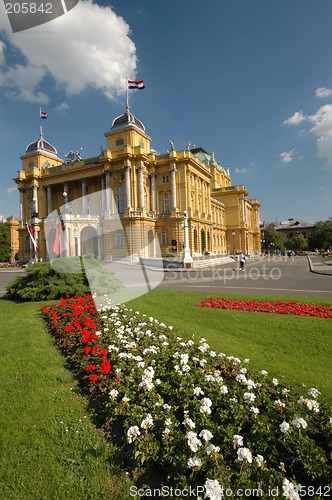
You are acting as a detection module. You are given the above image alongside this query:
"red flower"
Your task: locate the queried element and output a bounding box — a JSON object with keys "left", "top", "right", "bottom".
{"left": 89, "top": 374, "right": 98, "bottom": 382}
{"left": 86, "top": 364, "right": 96, "bottom": 371}
{"left": 100, "top": 358, "right": 111, "bottom": 374}
{"left": 83, "top": 346, "right": 91, "bottom": 354}
{"left": 65, "top": 325, "right": 74, "bottom": 332}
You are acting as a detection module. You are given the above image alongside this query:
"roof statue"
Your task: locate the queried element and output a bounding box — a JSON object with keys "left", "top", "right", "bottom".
{"left": 64, "top": 148, "right": 83, "bottom": 165}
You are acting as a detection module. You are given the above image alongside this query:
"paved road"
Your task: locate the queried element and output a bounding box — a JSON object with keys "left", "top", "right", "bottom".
{"left": 0, "top": 269, "right": 26, "bottom": 296}
{"left": 1, "top": 257, "right": 331, "bottom": 299}
{"left": 157, "top": 256, "right": 332, "bottom": 298}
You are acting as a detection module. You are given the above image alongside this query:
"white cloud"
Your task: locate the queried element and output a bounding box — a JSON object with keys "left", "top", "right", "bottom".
{"left": 283, "top": 110, "right": 306, "bottom": 126}
{"left": 0, "top": 41, "right": 5, "bottom": 66}
{"left": 315, "top": 87, "right": 332, "bottom": 98}
{"left": 0, "top": 0, "right": 137, "bottom": 102}
{"left": 279, "top": 149, "right": 295, "bottom": 163}
{"left": 54, "top": 102, "right": 69, "bottom": 113}
{"left": 7, "top": 187, "right": 17, "bottom": 193}
{"left": 235, "top": 167, "right": 248, "bottom": 174}
{"left": 308, "top": 104, "right": 332, "bottom": 170}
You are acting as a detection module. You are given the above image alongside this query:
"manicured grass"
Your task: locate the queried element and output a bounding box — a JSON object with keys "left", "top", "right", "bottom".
{"left": 127, "top": 290, "right": 332, "bottom": 399}
{"left": 0, "top": 298, "right": 130, "bottom": 500}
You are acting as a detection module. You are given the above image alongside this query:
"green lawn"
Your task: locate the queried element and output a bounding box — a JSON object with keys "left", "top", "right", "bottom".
{"left": 1, "top": 291, "right": 331, "bottom": 498}
{"left": 0, "top": 298, "right": 130, "bottom": 500}
{"left": 127, "top": 290, "right": 332, "bottom": 399}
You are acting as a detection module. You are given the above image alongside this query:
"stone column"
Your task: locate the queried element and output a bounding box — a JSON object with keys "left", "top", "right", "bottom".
{"left": 150, "top": 172, "right": 157, "bottom": 212}
{"left": 75, "top": 235, "right": 81, "bottom": 256}
{"left": 81, "top": 178, "right": 86, "bottom": 215}
{"left": 105, "top": 170, "right": 111, "bottom": 212}
{"left": 170, "top": 166, "right": 177, "bottom": 210}
{"left": 100, "top": 175, "right": 105, "bottom": 213}
{"left": 137, "top": 166, "right": 144, "bottom": 209}
{"left": 33, "top": 227, "right": 39, "bottom": 261}
{"left": 124, "top": 165, "right": 132, "bottom": 209}
{"left": 46, "top": 185, "right": 52, "bottom": 215}
{"left": 19, "top": 188, "right": 24, "bottom": 221}
{"left": 32, "top": 185, "right": 38, "bottom": 215}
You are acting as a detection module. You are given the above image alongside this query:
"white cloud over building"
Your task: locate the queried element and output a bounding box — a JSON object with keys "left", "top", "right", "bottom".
{"left": 0, "top": 0, "right": 137, "bottom": 102}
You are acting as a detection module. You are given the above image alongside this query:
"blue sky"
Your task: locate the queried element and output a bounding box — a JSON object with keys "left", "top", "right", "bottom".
{"left": 0, "top": 0, "right": 331, "bottom": 224}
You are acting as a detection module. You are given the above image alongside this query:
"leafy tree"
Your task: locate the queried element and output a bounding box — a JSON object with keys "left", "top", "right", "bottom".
{"left": 0, "top": 225, "right": 11, "bottom": 262}
{"left": 285, "top": 234, "right": 308, "bottom": 251}
{"left": 308, "top": 218, "right": 332, "bottom": 251}
{"left": 261, "top": 224, "right": 285, "bottom": 252}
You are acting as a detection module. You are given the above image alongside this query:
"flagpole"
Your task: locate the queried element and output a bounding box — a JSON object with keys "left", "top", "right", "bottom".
{"left": 126, "top": 76, "right": 129, "bottom": 111}
{"left": 39, "top": 106, "right": 43, "bottom": 137}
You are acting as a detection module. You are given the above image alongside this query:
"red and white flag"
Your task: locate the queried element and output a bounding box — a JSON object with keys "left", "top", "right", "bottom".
{"left": 27, "top": 224, "right": 38, "bottom": 252}
{"left": 128, "top": 79, "right": 145, "bottom": 90}
{"left": 53, "top": 223, "right": 61, "bottom": 255}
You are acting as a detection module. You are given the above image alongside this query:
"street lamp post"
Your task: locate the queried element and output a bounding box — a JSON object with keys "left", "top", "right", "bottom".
{"left": 232, "top": 230, "right": 235, "bottom": 257}
{"left": 181, "top": 210, "right": 193, "bottom": 268}
{"left": 246, "top": 233, "right": 249, "bottom": 256}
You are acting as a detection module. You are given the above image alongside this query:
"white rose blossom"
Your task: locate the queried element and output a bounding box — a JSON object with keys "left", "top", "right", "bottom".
{"left": 204, "top": 478, "right": 222, "bottom": 500}
{"left": 233, "top": 435, "right": 243, "bottom": 446}
{"left": 282, "top": 478, "right": 301, "bottom": 500}
{"left": 206, "top": 444, "right": 220, "bottom": 455}
{"left": 292, "top": 418, "right": 307, "bottom": 429}
{"left": 199, "top": 429, "right": 214, "bottom": 441}
{"left": 255, "top": 454, "right": 264, "bottom": 467}
{"left": 127, "top": 426, "right": 140, "bottom": 443}
{"left": 280, "top": 421, "right": 291, "bottom": 433}
{"left": 237, "top": 447, "right": 253, "bottom": 463}
{"left": 187, "top": 456, "right": 202, "bottom": 469}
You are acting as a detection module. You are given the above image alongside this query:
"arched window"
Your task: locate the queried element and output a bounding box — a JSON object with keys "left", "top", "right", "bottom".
{"left": 161, "top": 193, "right": 171, "bottom": 215}
{"left": 116, "top": 185, "right": 126, "bottom": 215}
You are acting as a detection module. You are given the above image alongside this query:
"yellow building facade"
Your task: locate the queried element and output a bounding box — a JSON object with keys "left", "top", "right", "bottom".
{"left": 14, "top": 108, "right": 261, "bottom": 263}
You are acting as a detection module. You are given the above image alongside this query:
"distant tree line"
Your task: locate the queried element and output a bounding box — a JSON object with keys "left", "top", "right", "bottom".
{"left": 261, "top": 218, "right": 332, "bottom": 253}
{"left": 0, "top": 226, "right": 11, "bottom": 262}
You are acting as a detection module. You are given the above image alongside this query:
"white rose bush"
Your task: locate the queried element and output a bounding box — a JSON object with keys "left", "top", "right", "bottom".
{"left": 42, "top": 296, "right": 331, "bottom": 498}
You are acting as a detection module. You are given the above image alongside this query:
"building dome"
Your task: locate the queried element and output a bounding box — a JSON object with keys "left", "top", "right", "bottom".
{"left": 25, "top": 133, "right": 58, "bottom": 158}
{"left": 111, "top": 108, "right": 145, "bottom": 132}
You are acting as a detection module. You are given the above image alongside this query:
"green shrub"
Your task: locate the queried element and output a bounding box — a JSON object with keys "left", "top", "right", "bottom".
{"left": 5, "top": 256, "right": 122, "bottom": 301}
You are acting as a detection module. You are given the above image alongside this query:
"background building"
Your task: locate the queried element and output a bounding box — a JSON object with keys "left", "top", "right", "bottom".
{"left": 260, "top": 219, "right": 314, "bottom": 240}
{"left": 14, "top": 108, "right": 261, "bottom": 262}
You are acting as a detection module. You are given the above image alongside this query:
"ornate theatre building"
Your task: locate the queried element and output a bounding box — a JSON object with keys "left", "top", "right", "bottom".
{"left": 14, "top": 107, "right": 261, "bottom": 263}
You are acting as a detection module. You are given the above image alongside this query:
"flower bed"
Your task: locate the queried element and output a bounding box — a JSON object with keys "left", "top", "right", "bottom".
{"left": 41, "top": 296, "right": 332, "bottom": 499}
{"left": 197, "top": 297, "right": 332, "bottom": 319}
{"left": 0, "top": 262, "right": 22, "bottom": 268}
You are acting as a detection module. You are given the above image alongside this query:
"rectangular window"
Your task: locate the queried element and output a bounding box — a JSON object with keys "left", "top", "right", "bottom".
{"left": 161, "top": 231, "right": 168, "bottom": 245}
{"left": 139, "top": 141, "right": 144, "bottom": 148}
{"left": 116, "top": 139, "right": 124, "bottom": 146}
{"left": 116, "top": 230, "right": 123, "bottom": 247}
{"left": 162, "top": 175, "right": 169, "bottom": 183}
{"left": 28, "top": 162, "right": 34, "bottom": 168}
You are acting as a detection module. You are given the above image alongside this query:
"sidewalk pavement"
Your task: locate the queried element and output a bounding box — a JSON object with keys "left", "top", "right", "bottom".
{"left": 307, "top": 255, "right": 332, "bottom": 276}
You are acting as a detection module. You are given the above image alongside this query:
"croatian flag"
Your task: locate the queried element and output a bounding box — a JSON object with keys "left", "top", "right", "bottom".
{"left": 27, "top": 224, "right": 38, "bottom": 252}
{"left": 53, "top": 223, "right": 61, "bottom": 255}
{"left": 40, "top": 110, "right": 48, "bottom": 119}
{"left": 128, "top": 80, "right": 145, "bottom": 90}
